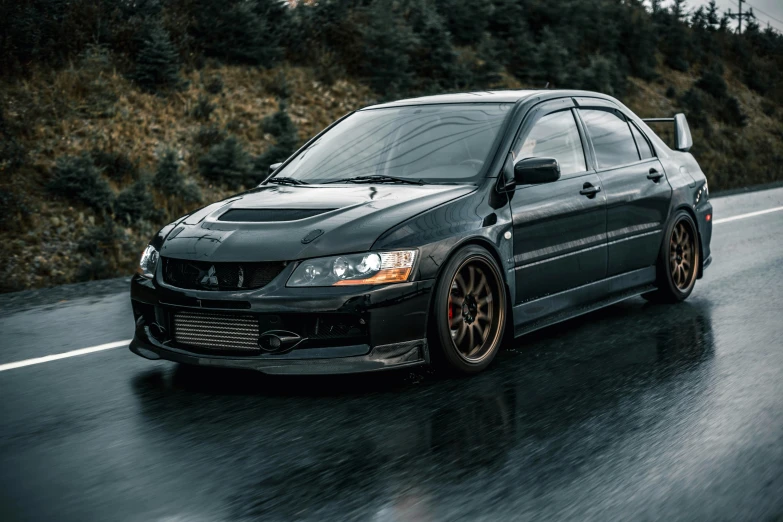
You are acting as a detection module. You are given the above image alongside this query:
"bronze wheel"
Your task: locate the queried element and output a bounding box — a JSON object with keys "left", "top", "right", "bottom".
{"left": 645, "top": 211, "right": 700, "bottom": 303}
{"left": 431, "top": 246, "right": 507, "bottom": 373}
{"left": 670, "top": 220, "right": 695, "bottom": 290}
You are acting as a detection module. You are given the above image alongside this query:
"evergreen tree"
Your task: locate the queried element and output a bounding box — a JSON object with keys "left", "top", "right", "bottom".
{"left": 131, "top": 22, "right": 181, "bottom": 92}
{"left": 198, "top": 137, "right": 253, "bottom": 190}
{"left": 255, "top": 101, "right": 299, "bottom": 176}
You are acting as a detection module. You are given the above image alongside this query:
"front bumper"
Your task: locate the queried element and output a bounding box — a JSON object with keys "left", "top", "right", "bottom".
{"left": 129, "top": 273, "right": 433, "bottom": 375}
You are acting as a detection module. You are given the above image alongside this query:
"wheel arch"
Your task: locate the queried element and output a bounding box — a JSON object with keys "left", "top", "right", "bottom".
{"left": 423, "top": 235, "right": 513, "bottom": 339}
{"left": 668, "top": 204, "right": 704, "bottom": 278}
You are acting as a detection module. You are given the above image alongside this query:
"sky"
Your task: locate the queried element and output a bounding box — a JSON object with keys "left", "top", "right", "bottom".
{"left": 689, "top": 0, "right": 783, "bottom": 32}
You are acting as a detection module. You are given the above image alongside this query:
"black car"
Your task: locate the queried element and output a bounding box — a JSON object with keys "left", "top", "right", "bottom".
{"left": 130, "top": 90, "right": 713, "bottom": 375}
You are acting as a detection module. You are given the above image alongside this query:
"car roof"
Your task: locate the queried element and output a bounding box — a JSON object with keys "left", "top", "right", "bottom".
{"left": 361, "top": 89, "right": 617, "bottom": 110}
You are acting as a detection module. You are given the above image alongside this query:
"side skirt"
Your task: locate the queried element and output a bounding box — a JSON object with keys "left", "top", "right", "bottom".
{"left": 512, "top": 266, "right": 657, "bottom": 338}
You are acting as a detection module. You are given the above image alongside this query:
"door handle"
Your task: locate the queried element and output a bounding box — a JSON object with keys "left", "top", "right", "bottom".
{"left": 579, "top": 183, "right": 601, "bottom": 198}
{"left": 647, "top": 168, "right": 663, "bottom": 182}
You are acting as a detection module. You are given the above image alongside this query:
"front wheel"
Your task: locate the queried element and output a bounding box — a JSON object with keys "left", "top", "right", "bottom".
{"left": 430, "top": 245, "right": 507, "bottom": 374}
{"left": 645, "top": 210, "right": 700, "bottom": 303}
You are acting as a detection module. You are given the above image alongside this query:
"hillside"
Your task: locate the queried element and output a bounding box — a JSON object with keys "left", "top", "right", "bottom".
{"left": 1, "top": 0, "right": 782, "bottom": 292}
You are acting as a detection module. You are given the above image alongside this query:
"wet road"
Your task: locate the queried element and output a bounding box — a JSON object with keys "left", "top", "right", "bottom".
{"left": 1, "top": 189, "right": 782, "bottom": 521}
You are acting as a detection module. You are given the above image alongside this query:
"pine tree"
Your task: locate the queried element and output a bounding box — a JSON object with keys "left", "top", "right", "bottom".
{"left": 198, "top": 137, "right": 253, "bottom": 190}
{"left": 131, "top": 22, "right": 181, "bottom": 92}
{"left": 255, "top": 101, "right": 299, "bottom": 176}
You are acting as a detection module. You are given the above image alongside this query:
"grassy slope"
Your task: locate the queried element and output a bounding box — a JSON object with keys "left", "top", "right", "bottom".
{"left": 0, "top": 55, "right": 781, "bottom": 291}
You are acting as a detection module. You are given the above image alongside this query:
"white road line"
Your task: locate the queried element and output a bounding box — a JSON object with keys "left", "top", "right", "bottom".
{"left": 0, "top": 340, "right": 131, "bottom": 372}
{"left": 713, "top": 206, "right": 783, "bottom": 225}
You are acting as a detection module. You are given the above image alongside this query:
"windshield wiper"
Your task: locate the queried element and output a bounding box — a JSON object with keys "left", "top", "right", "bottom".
{"left": 268, "top": 177, "right": 308, "bottom": 186}
{"left": 323, "top": 175, "right": 424, "bottom": 185}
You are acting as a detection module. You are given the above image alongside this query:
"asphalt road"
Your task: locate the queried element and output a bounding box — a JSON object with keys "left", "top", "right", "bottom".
{"left": 1, "top": 188, "right": 782, "bottom": 522}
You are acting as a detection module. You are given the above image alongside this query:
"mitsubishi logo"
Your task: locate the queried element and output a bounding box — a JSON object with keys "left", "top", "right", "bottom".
{"left": 200, "top": 265, "right": 219, "bottom": 288}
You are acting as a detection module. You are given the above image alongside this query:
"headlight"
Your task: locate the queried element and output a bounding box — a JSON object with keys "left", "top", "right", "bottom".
{"left": 138, "top": 245, "right": 159, "bottom": 279}
{"left": 287, "top": 250, "right": 416, "bottom": 287}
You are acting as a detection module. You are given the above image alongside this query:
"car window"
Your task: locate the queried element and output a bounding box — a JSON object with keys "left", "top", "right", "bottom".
{"left": 580, "top": 109, "right": 640, "bottom": 169}
{"left": 273, "top": 103, "right": 514, "bottom": 184}
{"left": 629, "top": 122, "right": 654, "bottom": 160}
{"left": 513, "top": 110, "right": 586, "bottom": 176}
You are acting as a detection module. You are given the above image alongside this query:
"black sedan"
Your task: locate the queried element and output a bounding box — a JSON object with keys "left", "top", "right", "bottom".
{"left": 129, "top": 90, "right": 713, "bottom": 375}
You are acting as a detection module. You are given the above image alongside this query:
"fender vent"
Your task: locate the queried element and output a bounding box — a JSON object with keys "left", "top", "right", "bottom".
{"left": 218, "top": 209, "right": 334, "bottom": 222}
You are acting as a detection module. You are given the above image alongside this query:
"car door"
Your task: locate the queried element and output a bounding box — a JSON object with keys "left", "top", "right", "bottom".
{"left": 577, "top": 106, "right": 672, "bottom": 277}
{"left": 509, "top": 100, "right": 607, "bottom": 304}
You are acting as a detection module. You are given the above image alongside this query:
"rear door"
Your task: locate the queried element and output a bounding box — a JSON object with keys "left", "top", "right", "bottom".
{"left": 577, "top": 106, "right": 672, "bottom": 277}
{"left": 509, "top": 100, "right": 607, "bottom": 303}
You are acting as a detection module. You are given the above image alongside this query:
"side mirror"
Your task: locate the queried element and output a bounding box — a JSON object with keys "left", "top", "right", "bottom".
{"left": 269, "top": 162, "right": 283, "bottom": 174}
{"left": 514, "top": 157, "right": 561, "bottom": 184}
{"left": 674, "top": 113, "right": 693, "bottom": 152}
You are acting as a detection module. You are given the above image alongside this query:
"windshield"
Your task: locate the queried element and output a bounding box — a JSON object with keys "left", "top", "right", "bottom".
{"left": 271, "top": 103, "right": 513, "bottom": 184}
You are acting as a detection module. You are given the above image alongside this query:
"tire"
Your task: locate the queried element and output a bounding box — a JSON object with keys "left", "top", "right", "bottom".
{"left": 644, "top": 210, "right": 700, "bottom": 303}
{"left": 429, "top": 245, "right": 508, "bottom": 374}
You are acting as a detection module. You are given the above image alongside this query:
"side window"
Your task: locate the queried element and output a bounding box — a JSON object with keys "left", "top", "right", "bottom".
{"left": 513, "top": 110, "right": 586, "bottom": 176}
{"left": 580, "top": 109, "right": 640, "bottom": 169}
{"left": 629, "top": 122, "right": 654, "bottom": 160}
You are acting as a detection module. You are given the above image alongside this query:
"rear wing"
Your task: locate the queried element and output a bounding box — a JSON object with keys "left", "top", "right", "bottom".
{"left": 642, "top": 113, "right": 692, "bottom": 152}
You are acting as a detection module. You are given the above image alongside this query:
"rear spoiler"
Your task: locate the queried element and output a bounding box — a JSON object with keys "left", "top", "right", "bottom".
{"left": 642, "top": 113, "right": 693, "bottom": 152}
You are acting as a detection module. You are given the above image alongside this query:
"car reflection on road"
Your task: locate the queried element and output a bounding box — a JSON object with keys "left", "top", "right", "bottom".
{"left": 131, "top": 300, "right": 714, "bottom": 520}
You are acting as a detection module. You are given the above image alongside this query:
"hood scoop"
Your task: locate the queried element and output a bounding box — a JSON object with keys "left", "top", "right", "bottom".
{"left": 218, "top": 208, "right": 335, "bottom": 222}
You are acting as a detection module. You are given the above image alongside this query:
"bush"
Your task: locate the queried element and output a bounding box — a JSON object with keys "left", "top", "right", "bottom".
{"left": 695, "top": 64, "right": 728, "bottom": 100}
{"left": 719, "top": 97, "right": 748, "bottom": 127}
{"left": 154, "top": 149, "right": 203, "bottom": 204}
{"left": 666, "top": 86, "right": 677, "bottom": 98}
{"left": 198, "top": 136, "right": 253, "bottom": 189}
{"left": 131, "top": 22, "right": 181, "bottom": 92}
{"left": 90, "top": 150, "right": 138, "bottom": 182}
{"left": 680, "top": 88, "right": 710, "bottom": 130}
{"left": 49, "top": 154, "right": 114, "bottom": 211}
{"left": 0, "top": 189, "right": 35, "bottom": 227}
{"left": 191, "top": 95, "right": 215, "bottom": 120}
{"left": 205, "top": 74, "right": 224, "bottom": 94}
{"left": 77, "top": 217, "right": 133, "bottom": 281}
{"left": 255, "top": 101, "right": 299, "bottom": 176}
{"left": 114, "top": 178, "right": 160, "bottom": 225}
{"left": 194, "top": 126, "right": 227, "bottom": 148}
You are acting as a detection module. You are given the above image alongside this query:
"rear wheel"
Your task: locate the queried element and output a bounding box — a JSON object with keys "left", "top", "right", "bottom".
{"left": 645, "top": 211, "right": 700, "bottom": 303}
{"left": 430, "top": 245, "right": 507, "bottom": 374}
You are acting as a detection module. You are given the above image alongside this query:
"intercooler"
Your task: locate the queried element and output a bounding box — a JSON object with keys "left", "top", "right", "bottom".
{"left": 172, "top": 311, "right": 260, "bottom": 351}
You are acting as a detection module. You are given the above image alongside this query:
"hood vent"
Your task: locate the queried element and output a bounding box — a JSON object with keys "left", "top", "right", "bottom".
{"left": 218, "top": 208, "right": 334, "bottom": 222}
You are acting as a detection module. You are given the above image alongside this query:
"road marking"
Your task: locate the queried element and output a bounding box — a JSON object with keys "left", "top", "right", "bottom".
{"left": 713, "top": 206, "right": 783, "bottom": 225}
{"left": 0, "top": 340, "right": 131, "bottom": 372}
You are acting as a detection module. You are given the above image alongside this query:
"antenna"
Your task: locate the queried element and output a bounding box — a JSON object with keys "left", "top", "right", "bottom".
{"left": 544, "top": 82, "right": 550, "bottom": 89}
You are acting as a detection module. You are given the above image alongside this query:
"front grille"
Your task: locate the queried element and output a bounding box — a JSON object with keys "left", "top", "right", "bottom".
{"left": 173, "top": 311, "right": 260, "bottom": 351}
{"left": 162, "top": 257, "right": 286, "bottom": 291}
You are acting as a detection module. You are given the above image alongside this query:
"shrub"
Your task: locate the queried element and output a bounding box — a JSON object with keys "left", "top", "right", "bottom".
{"left": 154, "top": 149, "right": 203, "bottom": 204}
{"left": 90, "top": 150, "right": 138, "bottom": 182}
{"left": 190, "top": 95, "right": 215, "bottom": 120}
{"left": 194, "top": 126, "right": 227, "bottom": 148}
{"left": 205, "top": 74, "right": 224, "bottom": 94}
{"left": 77, "top": 217, "right": 133, "bottom": 281}
{"left": 255, "top": 101, "right": 299, "bottom": 176}
{"left": 114, "top": 178, "right": 159, "bottom": 225}
{"left": 695, "top": 64, "right": 728, "bottom": 100}
{"left": 719, "top": 97, "right": 747, "bottom": 127}
{"left": 0, "top": 189, "right": 35, "bottom": 227}
{"left": 680, "top": 88, "right": 709, "bottom": 130}
{"left": 49, "top": 154, "right": 114, "bottom": 211}
{"left": 665, "top": 86, "right": 677, "bottom": 98}
{"left": 131, "top": 22, "right": 181, "bottom": 92}
{"left": 198, "top": 136, "right": 253, "bottom": 189}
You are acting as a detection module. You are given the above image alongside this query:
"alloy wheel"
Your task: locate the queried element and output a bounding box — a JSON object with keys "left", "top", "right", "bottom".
{"left": 447, "top": 257, "right": 504, "bottom": 363}
{"left": 670, "top": 220, "right": 695, "bottom": 290}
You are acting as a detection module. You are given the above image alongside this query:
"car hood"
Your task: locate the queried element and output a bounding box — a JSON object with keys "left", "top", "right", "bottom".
{"left": 159, "top": 184, "right": 474, "bottom": 262}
